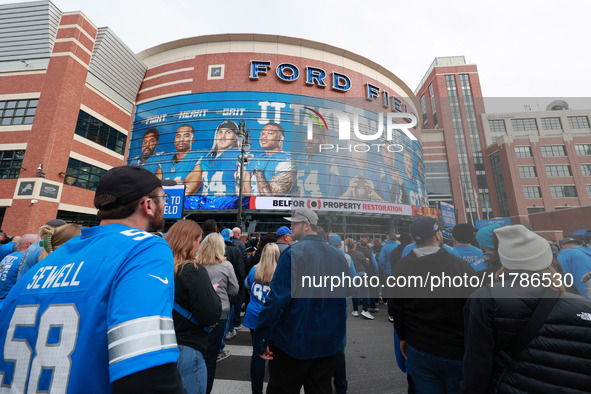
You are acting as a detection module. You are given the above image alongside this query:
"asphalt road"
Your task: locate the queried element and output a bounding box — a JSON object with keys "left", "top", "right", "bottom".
{"left": 213, "top": 305, "right": 408, "bottom": 393}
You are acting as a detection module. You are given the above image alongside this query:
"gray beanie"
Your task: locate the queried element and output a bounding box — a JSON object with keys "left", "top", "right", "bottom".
{"left": 494, "top": 225, "right": 552, "bottom": 271}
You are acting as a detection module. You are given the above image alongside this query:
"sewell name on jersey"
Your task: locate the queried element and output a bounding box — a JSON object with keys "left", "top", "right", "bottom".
{"left": 26, "top": 261, "right": 85, "bottom": 290}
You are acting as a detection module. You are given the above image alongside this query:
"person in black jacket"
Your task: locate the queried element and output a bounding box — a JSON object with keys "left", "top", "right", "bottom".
{"left": 389, "top": 232, "right": 412, "bottom": 271}
{"left": 389, "top": 217, "right": 475, "bottom": 394}
{"left": 232, "top": 227, "right": 249, "bottom": 268}
{"left": 220, "top": 228, "right": 245, "bottom": 344}
{"left": 346, "top": 238, "right": 374, "bottom": 320}
{"left": 358, "top": 238, "right": 380, "bottom": 313}
{"left": 463, "top": 225, "right": 591, "bottom": 393}
{"left": 165, "top": 220, "right": 222, "bottom": 394}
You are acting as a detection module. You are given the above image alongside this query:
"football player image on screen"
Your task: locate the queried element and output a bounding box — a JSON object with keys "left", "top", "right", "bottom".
{"left": 380, "top": 140, "right": 404, "bottom": 203}
{"left": 296, "top": 122, "right": 331, "bottom": 198}
{"left": 130, "top": 128, "right": 162, "bottom": 173}
{"left": 156, "top": 124, "right": 202, "bottom": 195}
{"left": 392, "top": 148, "right": 425, "bottom": 206}
{"left": 329, "top": 131, "right": 388, "bottom": 202}
{"left": 243, "top": 122, "right": 296, "bottom": 196}
{"left": 195, "top": 120, "right": 242, "bottom": 196}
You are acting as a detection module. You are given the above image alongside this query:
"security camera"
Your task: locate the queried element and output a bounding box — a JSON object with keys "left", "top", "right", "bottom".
{"left": 37, "top": 164, "right": 43, "bottom": 171}
{"left": 31, "top": 199, "right": 38, "bottom": 204}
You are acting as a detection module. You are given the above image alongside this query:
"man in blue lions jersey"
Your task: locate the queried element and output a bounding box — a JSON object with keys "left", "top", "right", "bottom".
{"left": 0, "top": 166, "right": 183, "bottom": 393}
{"left": 0, "top": 234, "right": 38, "bottom": 305}
{"left": 243, "top": 122, "right": 296, "bottom": 196}
{"left": 156, "top": 124, "right": 202, "bottom": 195}
{"left": 452, "top": 223, "right": 486, "bottom": 272}
{"left": 195, "top": 120, "right": 242, "bottom": 196}
{"left": 17, "top": 219, "right": 67, "bottom": 281}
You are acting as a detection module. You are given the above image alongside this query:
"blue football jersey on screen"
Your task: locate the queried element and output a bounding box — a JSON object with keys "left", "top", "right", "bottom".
{"left": 296, "top": 153, "right": 331, "bottom": 198}
{"left": 130, "top": 153, "right": 164, "bottom": 173}
{"left": 199, "top": 148, "right": 241, "bottom": 196}
{"left": 247, "top": 151, "right": 295, "bottom": 196}
{"left": 159, "top": 151, "right": 200, "bottom": 182}
{"left": 0, "top": 225, "right": 178, "bottom": 392}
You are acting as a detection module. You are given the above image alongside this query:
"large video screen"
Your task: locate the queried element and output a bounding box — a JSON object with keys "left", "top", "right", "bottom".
{"left": 128, "top": 91, "right": 428, "bottom": 211}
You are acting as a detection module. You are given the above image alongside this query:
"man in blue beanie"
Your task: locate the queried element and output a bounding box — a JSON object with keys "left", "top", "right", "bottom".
{"left": 475, "top": 224, "right": 501, "bottom": 251}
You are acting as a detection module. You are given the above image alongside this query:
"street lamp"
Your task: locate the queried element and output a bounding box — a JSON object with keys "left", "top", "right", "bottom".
{"left": 236, "top": 121, "right": 253, "bottom": 231}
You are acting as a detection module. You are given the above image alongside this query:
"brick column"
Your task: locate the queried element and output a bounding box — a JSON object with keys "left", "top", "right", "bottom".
{"left": 4, "top": 13, "right": 97, "bottom": 234}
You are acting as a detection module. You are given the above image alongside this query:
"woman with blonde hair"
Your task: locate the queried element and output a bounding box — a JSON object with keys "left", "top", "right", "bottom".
{"left": 38, "top": 223, "right": 81, "bottom": 260}
{"left": 165, "top": 220, "right": 221, "bottom": 394}
{"left": 197, "top": 232, "right": 239, "bottom": 394}
{"left": 243, "top": 243, "right": 280, "bottom": 394}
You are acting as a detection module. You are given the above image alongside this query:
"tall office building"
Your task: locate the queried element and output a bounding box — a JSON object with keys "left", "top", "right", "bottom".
{"left": 415, "top": 57, "right": 491, "bottom": 225}
{"left": 483, "top": 101, "right": 591, "bottom": 225}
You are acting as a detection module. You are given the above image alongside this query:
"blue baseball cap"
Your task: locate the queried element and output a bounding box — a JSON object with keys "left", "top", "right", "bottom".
{"left": 329, "top": 235, "right": 342, "bottom": 246}
{"left": 221, "top": 228, "right": 232, "bottom": 242}
{"left": 277, "top": 226, "right": 292, "bottom": 236}
{"left": 410, "top": 217, "right": 445, "bottom": 241}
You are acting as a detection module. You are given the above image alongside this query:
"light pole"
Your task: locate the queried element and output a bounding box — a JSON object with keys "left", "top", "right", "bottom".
{"left": 236, "top": 121, "right": 252, "bottom": 231}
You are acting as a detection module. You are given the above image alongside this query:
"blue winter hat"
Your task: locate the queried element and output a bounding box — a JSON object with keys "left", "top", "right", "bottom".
{"left": 221, "top": 228, "right": 232, "bottom": 242}
{"left": 276, "top": 226, "right": 292, "bottom": 237}
{"left": 476, "top": 224, "right": 501, "bottom": 250}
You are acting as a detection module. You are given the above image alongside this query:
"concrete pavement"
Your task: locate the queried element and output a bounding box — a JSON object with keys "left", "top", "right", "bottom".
{"left": 212, "top": 306, "right": 408, "bottom": 393}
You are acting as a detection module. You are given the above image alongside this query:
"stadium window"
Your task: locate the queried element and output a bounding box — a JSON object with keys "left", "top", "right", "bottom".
{"left": 0, "top": 150, "right": 25, "bottom": 179}
{"left": 63, "top": 158, "right": 107, "bottom": 191}
{"left": 56, "top": 210, "right": 100, "bottom": 227}
{"left": 0, "top": 99, "right": 38, "bottom": 126}
{"left": 75, "top": 111, "right": 127, "bottom": 155}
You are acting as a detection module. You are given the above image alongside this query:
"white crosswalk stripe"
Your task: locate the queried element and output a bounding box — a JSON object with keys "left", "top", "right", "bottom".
{"left": 212, "top": 379, "right": 268, "bottom": 393}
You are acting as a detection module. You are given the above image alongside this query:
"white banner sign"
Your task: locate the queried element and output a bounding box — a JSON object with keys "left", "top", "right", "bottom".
{"left": 250, "top": 197, "right": 412, "bottom": 216}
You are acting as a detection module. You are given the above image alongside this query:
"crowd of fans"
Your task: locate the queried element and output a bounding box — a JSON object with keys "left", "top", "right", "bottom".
{"left": 0, "top": 165, "right": 589, "bottom": 393}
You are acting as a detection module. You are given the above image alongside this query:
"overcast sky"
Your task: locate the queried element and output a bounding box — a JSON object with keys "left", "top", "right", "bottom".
{"left": 5, "top": 0, "right": 591, "bottom": 111}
